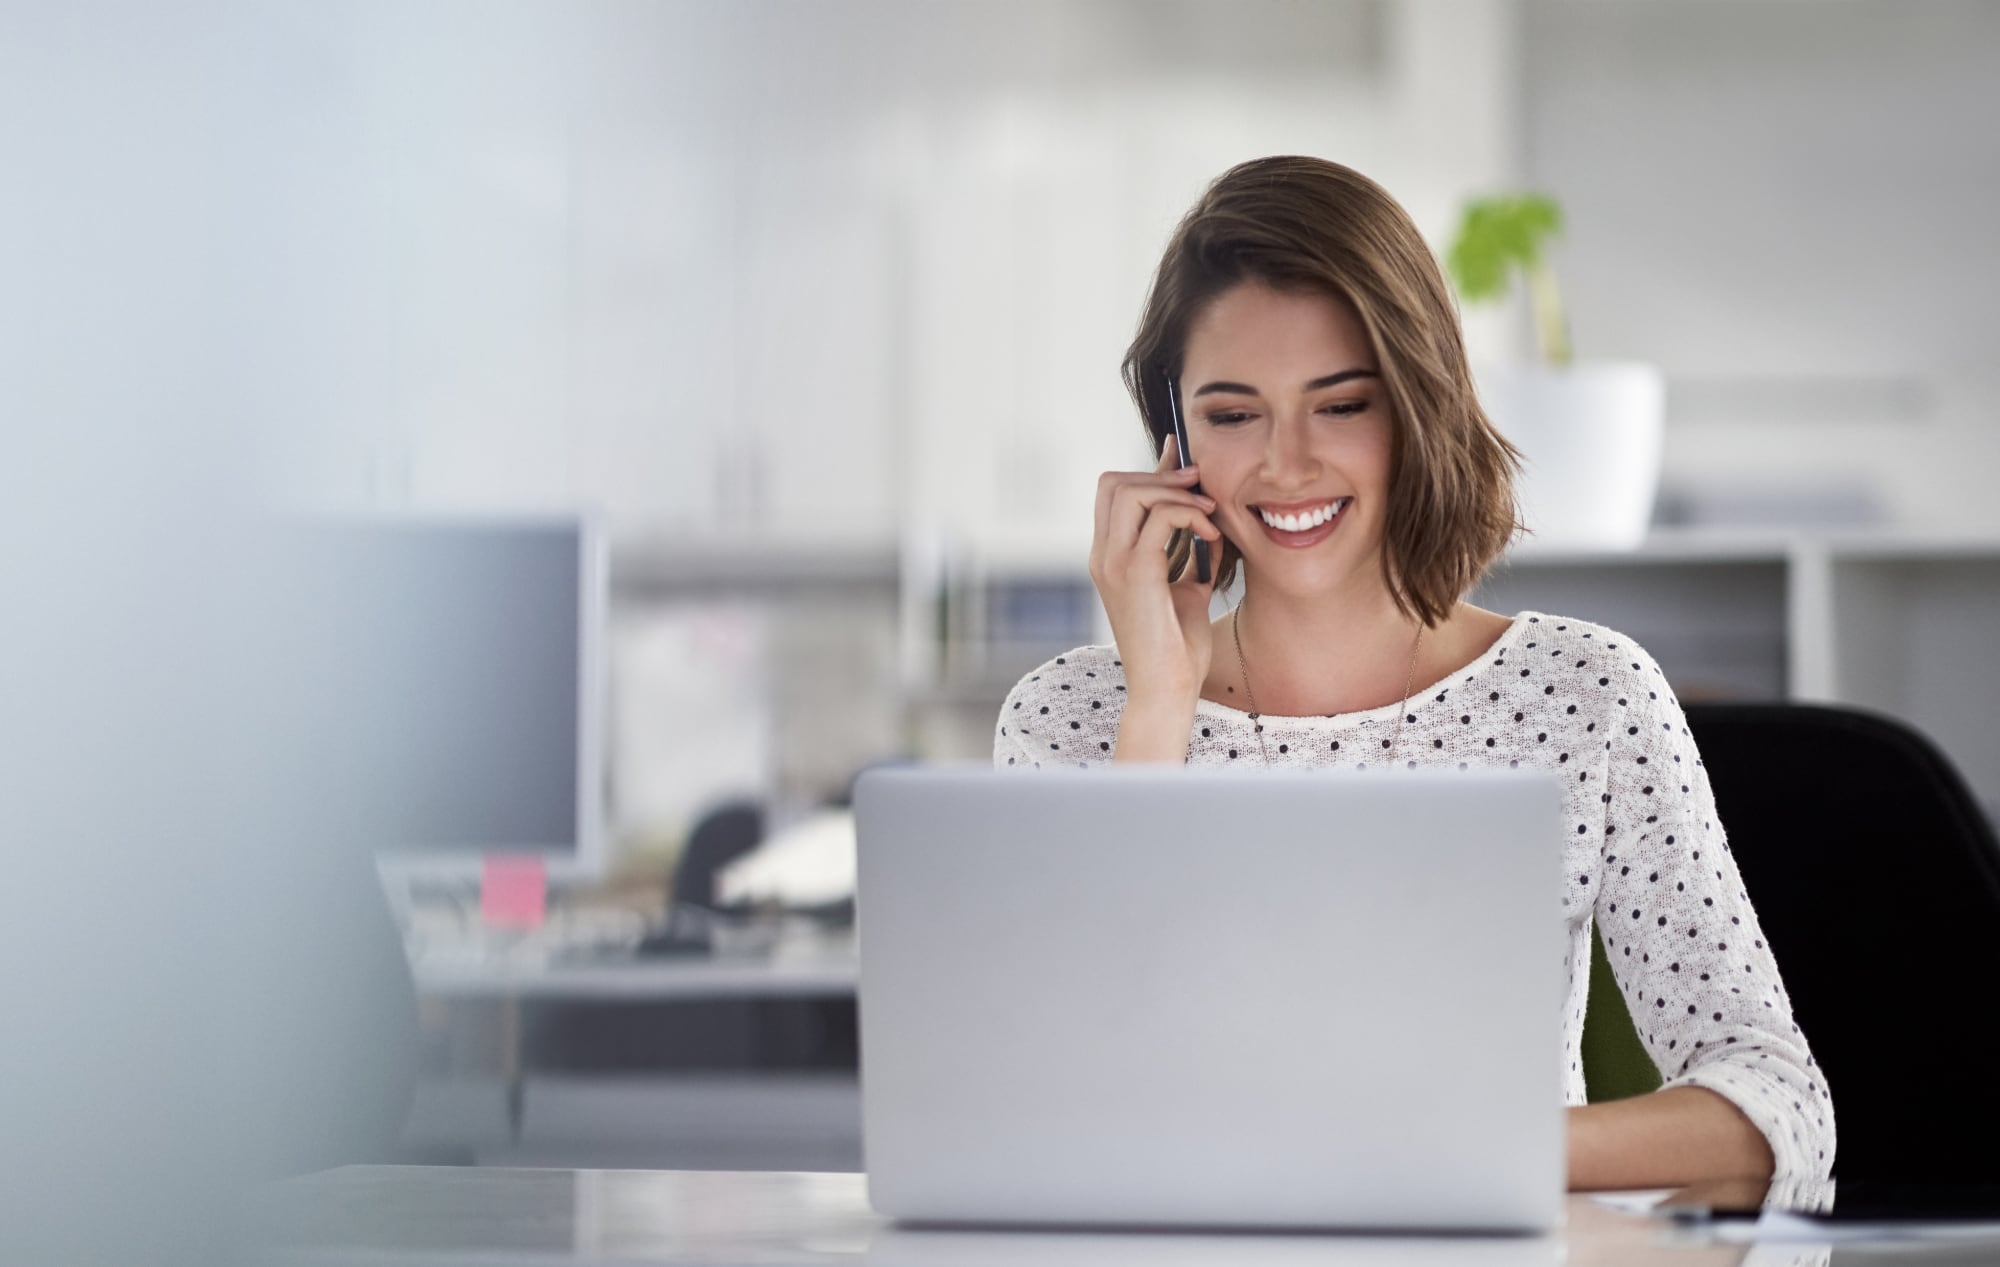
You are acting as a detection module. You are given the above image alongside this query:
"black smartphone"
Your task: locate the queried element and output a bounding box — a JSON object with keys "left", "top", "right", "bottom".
{"left": 1162, "top": 369, "right": 1211, "bottom": 585}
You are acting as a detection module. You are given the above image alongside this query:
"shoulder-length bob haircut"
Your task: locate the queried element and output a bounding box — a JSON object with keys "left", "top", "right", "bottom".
{"left": 1120, "top": 155, "right": 1521, "bottom": 628}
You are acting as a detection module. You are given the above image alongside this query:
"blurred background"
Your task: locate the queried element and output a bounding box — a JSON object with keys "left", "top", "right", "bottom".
{"left": 5, "top": 1, "right": 1997, "bottom": 1258}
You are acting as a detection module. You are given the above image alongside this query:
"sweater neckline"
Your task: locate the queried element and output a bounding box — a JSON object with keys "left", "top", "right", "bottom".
{"left": 1192, "top": 611, "right": 1537, "bottom": 728}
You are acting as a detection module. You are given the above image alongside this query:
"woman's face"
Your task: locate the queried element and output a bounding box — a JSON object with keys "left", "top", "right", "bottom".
{"left": 1179, "top": 281, "right": 1394, "bottom": 603}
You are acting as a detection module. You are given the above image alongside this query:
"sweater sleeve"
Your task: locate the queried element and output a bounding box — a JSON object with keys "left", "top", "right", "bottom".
{"left": 1592, "top": 649, "right": 1836, "bottom": 1187}
{"left": 992, "top": 646, "right": 1127, "bottom": 771}
{"left": 993, "top": 674, "right": 1042, "bottom": 771}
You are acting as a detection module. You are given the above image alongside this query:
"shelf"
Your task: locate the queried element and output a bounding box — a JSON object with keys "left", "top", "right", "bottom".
{"left": 908, "top": 532, "right": 2000, "bottom": 812}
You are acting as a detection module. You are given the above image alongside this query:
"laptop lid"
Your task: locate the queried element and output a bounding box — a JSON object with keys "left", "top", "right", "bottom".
{"left": 854, "top": 765, "right": 1566, "bottom": 1233}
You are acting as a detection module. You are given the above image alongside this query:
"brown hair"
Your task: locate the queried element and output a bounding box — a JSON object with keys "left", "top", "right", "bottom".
{"left": 1120, "top": 155, "right": 1521, "bottom": 627}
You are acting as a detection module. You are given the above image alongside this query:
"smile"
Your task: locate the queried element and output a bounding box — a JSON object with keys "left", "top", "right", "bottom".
{"left": 1255, "top": 498, "right": 1351, "bottom": 533}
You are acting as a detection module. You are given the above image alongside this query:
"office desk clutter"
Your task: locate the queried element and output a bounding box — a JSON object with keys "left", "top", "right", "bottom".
{"left": 716, "top": 808, "right": 859, "bottom": 910}
{"left": 385, "top": 796, "right": 861, "bottom": 973}
{"left": 388, "top": 866, "right": 658, "bottom": 973}
{"left": 633, "top": 801, "right": 859, "bottom": 956}
{"left": 390, "top": 856, "right": 857, "bottom": 984}
{"left": 387, "top": 796, "right": 862, "bottom": 1171}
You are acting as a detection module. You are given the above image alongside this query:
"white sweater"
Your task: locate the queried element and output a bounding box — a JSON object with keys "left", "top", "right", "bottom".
{"left": 993, "top": 610, "right": 1835, "bottom": 1189}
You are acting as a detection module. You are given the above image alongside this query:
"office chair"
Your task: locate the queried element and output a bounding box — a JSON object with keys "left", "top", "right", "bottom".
{"left": 1666, "top": 702, "right": 2000, "bottom": 1182}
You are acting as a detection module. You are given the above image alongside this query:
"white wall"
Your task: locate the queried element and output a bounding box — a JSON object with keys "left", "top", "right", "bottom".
{"left": 250, "top": 0, "right": 1526, "bottom": 560}
{"left": 1524, "top": 0, "right": 2000, "bottom": 532}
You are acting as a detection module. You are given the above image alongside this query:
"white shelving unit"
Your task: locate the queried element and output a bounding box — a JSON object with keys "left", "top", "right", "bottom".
{"left": 909, "top": 529, "right": 2000, "bottom": 819}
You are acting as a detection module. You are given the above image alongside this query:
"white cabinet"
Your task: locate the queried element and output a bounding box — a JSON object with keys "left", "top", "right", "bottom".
{"left": 318, "top": 13, "right": 904, "bottom": 547}
{"left": 730, "top": 181, "right": 900, "bottom": 547}
{"left": 901, "top": 164, "right": 1152, "bottom": 574}
{"left": 563, "top": 137, "right": 740, "bottom": 530}
{"left": 416, "top": 136, "right": 903, "bottom": 545}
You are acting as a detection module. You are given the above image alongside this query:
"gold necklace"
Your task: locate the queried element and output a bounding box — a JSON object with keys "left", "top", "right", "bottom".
{"left": 1232, "top": 602, "right": 1423, "bottom": 766}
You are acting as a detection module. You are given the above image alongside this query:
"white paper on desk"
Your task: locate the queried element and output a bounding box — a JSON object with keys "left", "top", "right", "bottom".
{"left": 1586, "top": 1189, "right": 1673, "bottom": 1216}
{"left": 717, "top": 808, "right": 857, "bottom": 907}
{"left": 1711, "top": 1209, "right": 2000, "bottom": 1243}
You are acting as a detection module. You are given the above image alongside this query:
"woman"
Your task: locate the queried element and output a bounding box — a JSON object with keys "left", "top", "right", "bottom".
{"left": 994, "top": 156, "right": 1834, "bottom": 1193}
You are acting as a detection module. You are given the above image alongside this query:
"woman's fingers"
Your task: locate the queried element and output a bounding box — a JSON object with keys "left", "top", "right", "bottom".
{"left": 1090, "top": 437, "right": 1213, "bottom": 594}
{"left": 1134, "top": 500, "right": 1221, "bottom": 562}
{"left": 1095, "top": 461, "right": 1199, "bottom": 545}
{"left": 1106, "top": 482, "right": 1215, "bottom": 554}
{"left": 1090, "top": 485, "right": 1217, "bottom": 592}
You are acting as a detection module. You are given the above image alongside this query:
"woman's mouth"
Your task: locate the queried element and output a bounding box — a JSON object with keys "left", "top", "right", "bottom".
{"left": 1252, "top": 497, "right": 1351, "bottom": 548}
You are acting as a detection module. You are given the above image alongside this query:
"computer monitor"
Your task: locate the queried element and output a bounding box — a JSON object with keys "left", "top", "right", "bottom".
{"left": 328, "top": 514, "right": 606, "bottom": 885}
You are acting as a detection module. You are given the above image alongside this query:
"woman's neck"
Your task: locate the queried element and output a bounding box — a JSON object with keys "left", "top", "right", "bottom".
{"left": 1215, "top": 574, "right": 1436, "bottom": 718}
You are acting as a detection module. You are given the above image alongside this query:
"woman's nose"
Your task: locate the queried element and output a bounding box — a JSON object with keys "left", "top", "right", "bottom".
{"left": 1259, "top": 411, "right": 1318, "bottom": 483}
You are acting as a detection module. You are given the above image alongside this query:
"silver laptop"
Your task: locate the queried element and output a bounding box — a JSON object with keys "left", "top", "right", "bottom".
{"left": 853, "top": 765, "right": 1566, "bottom": 1233}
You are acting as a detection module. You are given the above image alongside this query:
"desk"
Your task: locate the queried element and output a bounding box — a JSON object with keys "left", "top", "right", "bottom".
{"left": 411, "top": 937, "right": 859, "bottom": 1002}
{"left": 408, "top": 938, "right": 860, "bottom": 1166}
{"left": 249, "top": 1166, "right": 1839, "bottom": 1266}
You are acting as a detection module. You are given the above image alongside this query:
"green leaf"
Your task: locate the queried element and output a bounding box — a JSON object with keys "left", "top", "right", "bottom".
{"left": 1447, "top": 193, "right": 1565, "bottom": 306}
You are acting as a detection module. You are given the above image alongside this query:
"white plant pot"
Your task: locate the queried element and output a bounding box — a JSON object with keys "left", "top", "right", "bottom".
{"left": 1475, "top": 361, "right": 1666, "bottom": 550}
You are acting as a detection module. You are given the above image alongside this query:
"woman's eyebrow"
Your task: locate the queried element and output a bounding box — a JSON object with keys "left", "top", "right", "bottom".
{"left": 1303, "top": 368, "right": 1379, "bottom": 391}
{"left": 1190, "top": 380, "right": 1259, "bottom": 398}
{"left": 1191, "top": 368, "right": 1379, "bottom": 398}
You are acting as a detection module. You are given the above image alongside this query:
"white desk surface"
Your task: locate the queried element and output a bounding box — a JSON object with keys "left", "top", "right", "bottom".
{"left": 412, "top": 951, "right": 859, "bottom": 1001}
{"left": 246, "top": 1166, "right": 1832, "bottom": 1266}
{"left": 410, "top": 938, "right": 859, "bottom": 1000}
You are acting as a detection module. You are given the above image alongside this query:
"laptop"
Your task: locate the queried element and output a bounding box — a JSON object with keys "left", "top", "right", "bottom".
{"left": 853, "top": 765, "right": 1567, "bottom": 1233}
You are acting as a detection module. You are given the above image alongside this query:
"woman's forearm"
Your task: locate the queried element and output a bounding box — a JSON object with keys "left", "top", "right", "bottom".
{"left": 1111, "top": 693, "right": 1198, "bottom": 764}
{"left": 1567, "top": 1086, "right": 1775, "bottom": 1191}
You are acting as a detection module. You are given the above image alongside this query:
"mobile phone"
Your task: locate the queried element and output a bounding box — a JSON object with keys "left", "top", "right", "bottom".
{"left": 1163, "top": 369, "right": 1211, "bottom": 584}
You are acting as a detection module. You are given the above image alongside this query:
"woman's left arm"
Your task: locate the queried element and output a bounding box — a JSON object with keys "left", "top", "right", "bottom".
{"left": 1567, "top": 1085, "right": 1772, "bottom": 1190}
{"left": 1577, "top": 646, "right": 1836, "bottom": 1191}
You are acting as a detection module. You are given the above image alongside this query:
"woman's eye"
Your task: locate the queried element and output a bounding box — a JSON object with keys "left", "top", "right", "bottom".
{"left": 1320, "top": 400, "right": 1369, "bottom": 417}
{"left": 1205, "top": 411, "right": 1254, "bottom": 427}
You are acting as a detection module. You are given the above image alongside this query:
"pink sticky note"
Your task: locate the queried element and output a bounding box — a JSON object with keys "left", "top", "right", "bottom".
{"left": 481, "top": 854, "right": 547, "bottom": 927}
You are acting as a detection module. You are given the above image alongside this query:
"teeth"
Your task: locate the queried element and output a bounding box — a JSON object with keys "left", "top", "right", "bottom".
{"left": 1258, "top": 498, "right": 1347, "bottom": 532}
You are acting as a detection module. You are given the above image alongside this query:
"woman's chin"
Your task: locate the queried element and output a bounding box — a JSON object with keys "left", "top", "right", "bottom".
{"left": 1239, "top": 538, "right": 1388, "bottom": 600}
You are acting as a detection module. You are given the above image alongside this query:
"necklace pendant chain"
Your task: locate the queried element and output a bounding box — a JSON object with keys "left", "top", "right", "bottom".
{"left": 1232, "top": 602, "right": 1423, "bottom": 767}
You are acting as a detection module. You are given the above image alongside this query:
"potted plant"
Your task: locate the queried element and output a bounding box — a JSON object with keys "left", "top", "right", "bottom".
{"left": 1449, "top": 194, "right": 1664, "bottom": 549}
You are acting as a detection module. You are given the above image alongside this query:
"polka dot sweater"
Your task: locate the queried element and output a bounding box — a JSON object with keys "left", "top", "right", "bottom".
{"left": 993, "top": 611, "right": 1835, "bottom": 1189}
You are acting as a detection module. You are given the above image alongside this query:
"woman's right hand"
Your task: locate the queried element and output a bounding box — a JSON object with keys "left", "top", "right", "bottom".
{"left": 1087, "top": 434, "right": 1224, "bottom": 709}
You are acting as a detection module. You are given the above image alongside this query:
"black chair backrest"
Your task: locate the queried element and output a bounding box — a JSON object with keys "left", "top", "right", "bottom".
{"left": 1683, "top": 702, "right": 2000, "bottom": 1182}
